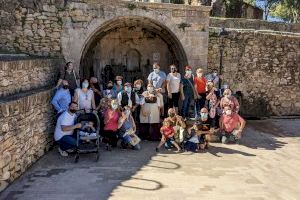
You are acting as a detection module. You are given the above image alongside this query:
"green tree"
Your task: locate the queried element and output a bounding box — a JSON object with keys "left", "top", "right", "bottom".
{"left": 256, "top": 0, "right": 282, "bottom": 20}
{"left": 270, "top": 0, "right": 300, "bottom": 23}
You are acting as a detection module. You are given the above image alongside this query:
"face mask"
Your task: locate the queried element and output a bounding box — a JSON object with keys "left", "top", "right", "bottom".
{"left": 82, "top": 82, "right": 89, "bottom": 88}
{"left": 154, "top": 69, "right": 159, "bottom": 74}
{"left": 185, "top": 70, "right": 192, "bottom": 76}
{"left": 197, "top": 73, "right": 203, "bottom": 77}
{"left": 225, "top": 110, "right": 232, "bottom": 116}
{"left": 225, "top": 93, "right": 231, "bottom": 98}
{"left": 125, "top": 87, "right": 132, "bottom": 93}
{"left": 213, "top": 72, "right": 218, "bottom": 76}
{"left": 117, "top": 81, "right": 122, "bottom": 86}
{"left": 111, "top": 104, "right": 118, "bottom": 110}
{"left": 169, "top": 113, "right": 175, "bottom": 118}
{"left": 148, "top": 87, "right": 154, "bottom": 93}
{"left": 135, "top": 84, "right": 141, "bottom": 90}
{"left": 201, "top": 113, "right": 208, "bottom": 119}
{"left": 63, "top": 85, "right": 69, "bottom": 89}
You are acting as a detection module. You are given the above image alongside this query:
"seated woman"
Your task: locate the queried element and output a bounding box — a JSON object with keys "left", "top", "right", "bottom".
{"left": 118, "top": 106, "right": 141, "bottom": 150}
{"left": 156, "top": 119, "right": 181, "bottom": 153}
{"left": 74, "top": 79, "right": 96, "bottom": 111}
{"left": 102, "top": 99, "right": 121, "bottom": 150}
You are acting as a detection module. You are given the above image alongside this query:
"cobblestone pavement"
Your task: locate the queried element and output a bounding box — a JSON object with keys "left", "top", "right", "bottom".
{"left": 1, "top": 119, "right": 300, "bottom": 200}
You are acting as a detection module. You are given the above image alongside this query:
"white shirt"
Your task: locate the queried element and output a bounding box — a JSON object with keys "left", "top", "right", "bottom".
{"left": 54, "top": 111, "right": 77, "bottom": 141}
{"left": 167, "top": 73, "right": 181, "bottom": 93}
{"left": 76, "top": 89, "right": 94, "bottom": 110}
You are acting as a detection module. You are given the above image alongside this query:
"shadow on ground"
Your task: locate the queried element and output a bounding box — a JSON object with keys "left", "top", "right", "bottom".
{"left": 1, "top": 119, "right": 299, "bottom": 200}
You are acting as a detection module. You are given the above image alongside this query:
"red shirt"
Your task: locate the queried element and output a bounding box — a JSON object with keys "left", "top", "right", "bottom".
{"left": 104, "top": 109, "right": 120, "bottom": 131}
{"left": 160, "top": 126, "right": 174, "bottom": 138}
{"left": 220, "top": 113, "right": 245, "bottom": 133}
{"left": 194, "top": 76, "right": 207, "bottom": 94}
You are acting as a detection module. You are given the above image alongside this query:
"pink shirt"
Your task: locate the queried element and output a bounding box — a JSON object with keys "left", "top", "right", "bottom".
{"left": 104, "top": 109, "right": 120, "bottom": 131}
{"left": 220, "top": 113, "right": 245, "bottom": 133}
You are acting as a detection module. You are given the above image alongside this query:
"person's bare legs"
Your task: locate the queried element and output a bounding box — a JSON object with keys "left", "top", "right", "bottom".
{"left": 156, "top": 137, "right": 166, "bottom": 152}
{"left": 171, "top": 141, "right": 181, "bottom": 152}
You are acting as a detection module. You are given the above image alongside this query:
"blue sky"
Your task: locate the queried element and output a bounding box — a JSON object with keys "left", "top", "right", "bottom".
{"left": 255, "top": 0, "right": 285, "bottom": 22}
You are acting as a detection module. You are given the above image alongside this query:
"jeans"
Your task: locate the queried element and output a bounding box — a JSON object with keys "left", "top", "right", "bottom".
{"left": 122, "top": 135, "right": 141, "bottom": 150}
{"left": 195, "top": 93, "right": 206, "bottom": 118}
{"left": 181, "top": 95, "right": 193, "bottom": 118}
{"left": 58, "top": 135, "right": 77, "bottom": 151}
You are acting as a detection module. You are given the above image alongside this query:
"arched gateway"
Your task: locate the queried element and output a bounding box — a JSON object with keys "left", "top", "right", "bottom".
{"left": 61, "top": 1, "right": 211, "bottom": 82}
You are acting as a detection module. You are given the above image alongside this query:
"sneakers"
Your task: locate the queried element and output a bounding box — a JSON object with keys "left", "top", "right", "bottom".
{"left": 58, "top": 147, "right": 68, "bottom": 157}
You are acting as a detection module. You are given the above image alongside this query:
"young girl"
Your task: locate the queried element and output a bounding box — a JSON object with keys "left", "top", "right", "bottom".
{"left": 156, "top": 119, "right": 181, "bottom": 153}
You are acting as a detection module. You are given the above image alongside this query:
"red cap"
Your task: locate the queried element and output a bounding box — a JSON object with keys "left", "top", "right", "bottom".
{"left": 185, "top": 65, "right": 192, "bottom": 70}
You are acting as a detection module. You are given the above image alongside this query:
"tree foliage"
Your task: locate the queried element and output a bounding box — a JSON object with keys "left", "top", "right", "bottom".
{"left": 270, "top": 0, "right": 300, "bottom": 23}
{"left": 256, "top": 0, "right": 282, "bottom": 20}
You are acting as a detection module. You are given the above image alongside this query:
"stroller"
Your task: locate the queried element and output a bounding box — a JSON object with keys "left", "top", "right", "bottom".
{"left": 74, "top": 110, "right": 101, "bottom": 163}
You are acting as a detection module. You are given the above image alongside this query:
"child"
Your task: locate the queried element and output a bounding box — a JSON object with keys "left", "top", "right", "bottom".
{"left": 156, "top": 119, "right": 181, "bottom": 152}
{"left": 79, "top": 121, "right": 97, "bottom": 137}
{"left": 185, "top": 121, "right": 200, "bottom": 152}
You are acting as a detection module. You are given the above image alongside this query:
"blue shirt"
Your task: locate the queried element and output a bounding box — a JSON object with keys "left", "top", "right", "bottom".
{"left": 147, "top": 71, "right": 167, "bottom": 92}
{"left": 51, "top": 88, "right": 71, "bottom": 113}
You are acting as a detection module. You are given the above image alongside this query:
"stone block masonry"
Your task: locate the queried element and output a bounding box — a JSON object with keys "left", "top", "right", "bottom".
{"left": 208, "top": 28, "right": 300, "bottom": 117}
{"left": 0, "top": 88, "right": 55, "bottom": 192}
{"left": 0, "top": 58, "right": 63, "bottom": 97}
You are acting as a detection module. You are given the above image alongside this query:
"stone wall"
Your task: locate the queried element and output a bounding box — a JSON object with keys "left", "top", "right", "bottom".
{"left": 0, "top": 88, "right": 55, "bottom": 192}
{"left": 0, "top": 58, "right": 62, "bottom": 97}
{"left": 210, "top": 17, "right": 300, "bottom": 33}
{"left": 208, "top": 28, "right": 300, "bottom": 117}
{"left": 0, "top": 0, "right": 64, "bottom": 57}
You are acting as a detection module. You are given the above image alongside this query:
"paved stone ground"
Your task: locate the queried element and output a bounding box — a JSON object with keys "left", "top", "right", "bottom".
{"left": 1, "top": 119, "right": 300, "bottom": 200}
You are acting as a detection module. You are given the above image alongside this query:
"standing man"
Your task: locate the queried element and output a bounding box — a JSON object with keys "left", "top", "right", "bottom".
{"left": 148, "top": 63, "right": 167, "bottom": 116}
{"left": 54, "top": 101, "right": 81, "bottom": 157}
{"left": 51, "top": 80, "right": 72, "bottom": 118}
{"left": 180, "top": 66, "right": 197, "bottom": 120}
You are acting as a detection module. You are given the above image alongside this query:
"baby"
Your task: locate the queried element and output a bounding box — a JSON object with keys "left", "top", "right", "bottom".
{"left": 79, "top": 121, "right": 97, "bottom": 137}
{"left": 155, "top": 119, "right": 181, "bottom": 153}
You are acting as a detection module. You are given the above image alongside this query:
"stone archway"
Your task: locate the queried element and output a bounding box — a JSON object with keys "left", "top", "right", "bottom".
{"left": 77, "top": 16, "right": 188, "bottom": 82}
{"left": 61, "top": 1, "right": 211, "bottom": 80}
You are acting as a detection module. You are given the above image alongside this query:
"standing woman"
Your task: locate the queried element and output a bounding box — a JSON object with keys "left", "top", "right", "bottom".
{"left": 90, "top": 77, "right": 102, "bottom": 108}
{"left": 166, "top": 65, "right": 181, "bottom": 113}
{"left": 194, "top": 68, "right": 206, "bottom": 119}
{"left": 73, "top": 79, "right": 96, "bottom": 111}
{"left": 139, "top": 84, "right": 163, "bottom": 141}
{"left": 113, "top": 76, "right": 124, "bottom": 95}
{"left": 102, "top": 99, "right": 121, "bottom": 150}
{"left": 133, "top": 79, "right": 144, "bottom": 135}
{"left": 220, "top": 88, "right": 240, "bottom": 113}
{"left": 56, "top": 62, "right": 80, "bottom": 97}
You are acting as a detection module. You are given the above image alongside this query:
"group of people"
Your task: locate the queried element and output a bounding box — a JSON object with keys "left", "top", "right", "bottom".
{"left": 52, "top": 61, "right": 246, "bottom": 157}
